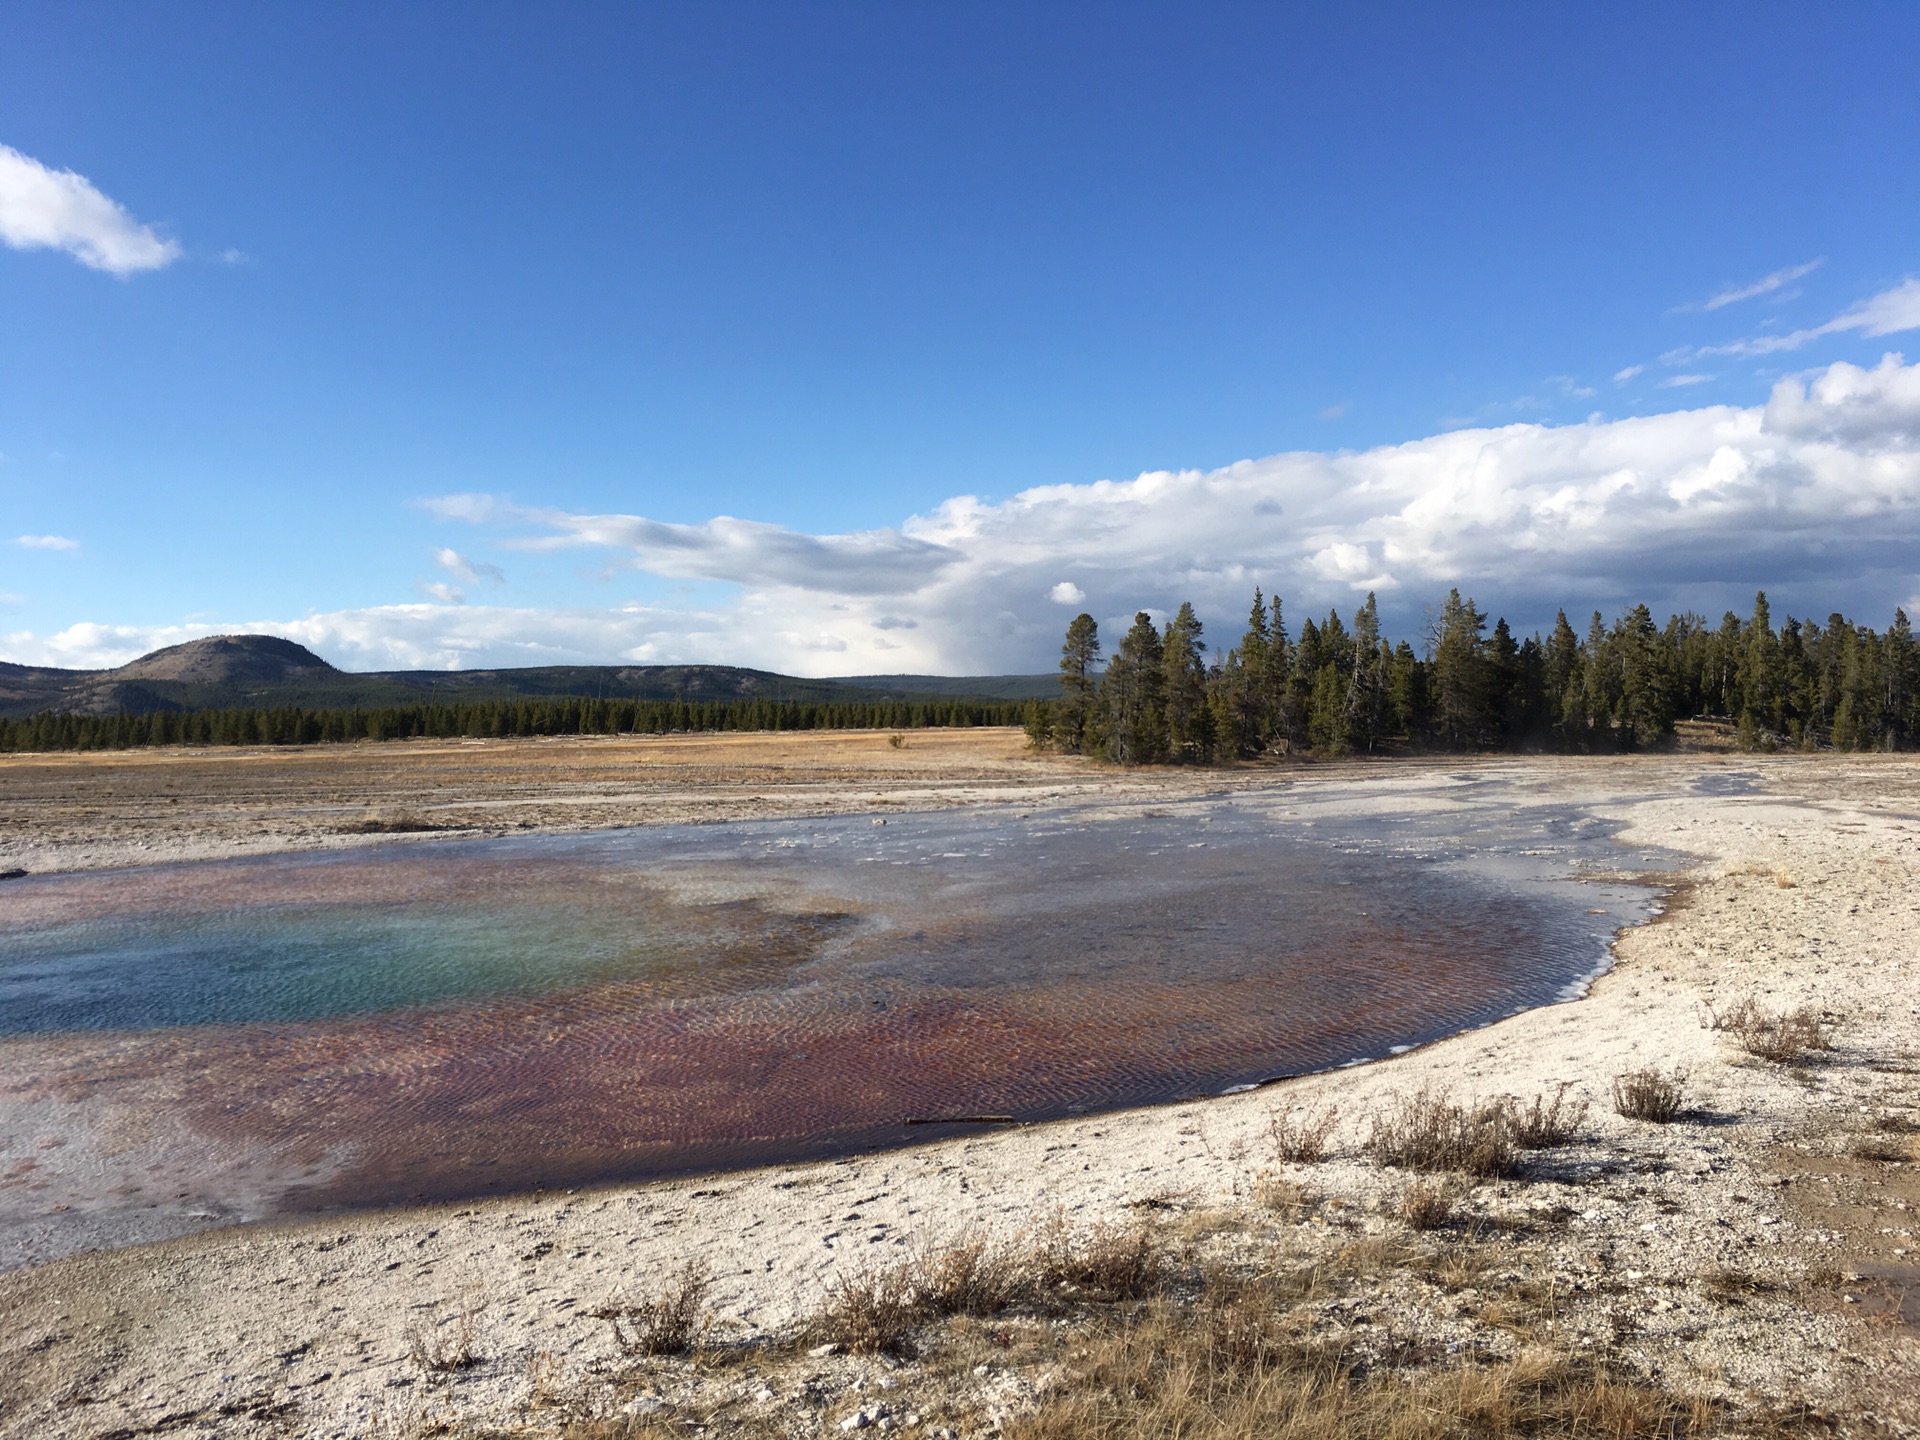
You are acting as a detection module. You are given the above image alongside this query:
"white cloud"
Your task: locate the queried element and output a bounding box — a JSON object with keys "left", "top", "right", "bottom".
{"left": 13, "top": 354, "right": 1920, "bottom": 674}
{"left": 423, "top": 494, "right": 949, "bottom": 595}
{"left": 1659, "top": 374, "right": 1715, "bottom": 388}
{"left": 0, "top": 144, "right": 180, "bottom": 276}
{"left": 15, "top": 533, "right": 78, "bottom": 550}
{"left": 434, "top": 547, "right": 505, "bottom": 585}
{"left": 1048, "top": 581, "right": 1087, "bottom": 605}
{"left": 1546, "top": 376, "right": 1597, "bottom": 399}
{"left": 1680, "top": 259, "right": 1825, "bottom": 313}
{"left": 1674, "top": 278, "right": 1920, "bottom": 361}
{"left": 421, "top": 582, "right": 466, "bottom": 604}
{"left": 1319, "top": 403, "right": 1348, "bottom": 420}
{"left": 1613, "top": 365, "right": 1644, "bottom": 383}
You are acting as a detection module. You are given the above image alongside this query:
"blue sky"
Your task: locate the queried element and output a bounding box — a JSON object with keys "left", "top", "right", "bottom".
{"left": 4, "top": 3, "right": 1919, "bottom": 673}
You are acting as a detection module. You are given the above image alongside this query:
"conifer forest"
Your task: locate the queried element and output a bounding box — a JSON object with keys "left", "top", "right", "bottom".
{"left": 1031, "top": 589, "right": 1920, "bottom": 761}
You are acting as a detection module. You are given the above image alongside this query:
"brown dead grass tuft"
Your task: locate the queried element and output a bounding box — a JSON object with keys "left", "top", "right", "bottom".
{"left": 1365, "top": 1088, "right": 1519, "bottom": 1177}
{"left": 1395, "top": 1178, "right": 1459, "bottom": 1230}
{"left": 1510, "top": 1081, "right": 1591, "bottom": 1149}
{"left": 1703, "top": 996, "right": 1831, "bottom": 1063}
{"left": 1252, "top": 1171, "right": 1312, "bottom": 1220}
{"left": 1034, "top": 1217, "right": 1169, "bottom": 1301}
{"left": 1267, "top": 1103, "right": 1341, "bottom": 1163}
{"left": 808, "top": 1264, "right": 920, "bottom": 1357}
{"left": 590, "top": 1261, "right": 711, "bottom": 1356}
{"left": 1613, "top": 1067, "right": 1687, "bottom": 1123}
{"left": 406, "top": 1298, "right": 483, "bottom": 1373}
{"left": 805, "top": 1222, "right": 1170, "bottom": 1356}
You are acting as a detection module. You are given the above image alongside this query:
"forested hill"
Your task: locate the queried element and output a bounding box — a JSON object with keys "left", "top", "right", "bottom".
{"left": 0, "top": 635, "right": 1053, "bottom": 720}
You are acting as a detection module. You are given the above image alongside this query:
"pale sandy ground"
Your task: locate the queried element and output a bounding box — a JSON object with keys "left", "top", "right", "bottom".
{"left": 1, "top": 739, "right": 1917, "bottom": 1438}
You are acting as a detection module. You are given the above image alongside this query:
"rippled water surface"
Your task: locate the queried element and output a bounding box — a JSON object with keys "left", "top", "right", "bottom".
{"left": 0, "top": 782, "right": 1676, "bottom": 1260}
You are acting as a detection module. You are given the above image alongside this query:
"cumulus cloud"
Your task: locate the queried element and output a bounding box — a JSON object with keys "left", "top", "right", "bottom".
{"left": 1660, "top": 374, "right": 1715, "bottom": 388}
{"left": 15, "top": 534, "right": 78, "bottom": 550}
{"left": 14, "top": 354, "right": 1920, "bottom": 674}
{"left": 1679, "top": 259, "right": 1825, "bottom": 313}
{"left": 1614, "top": 365, "right": 1645, "bottom": 383}
{"left": 1675, "top": 278, "right": 1920, "bottom": 361}
{"left": 1048, "top": 581, "right": 1087, "bottom": 605}
{"left": 0, "top": 144, "right": 180, "bottom": 276}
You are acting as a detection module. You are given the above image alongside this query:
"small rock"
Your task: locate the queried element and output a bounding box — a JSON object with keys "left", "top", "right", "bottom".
{"left": 809, "top": 1342, "right": 841, "bottom": 1358}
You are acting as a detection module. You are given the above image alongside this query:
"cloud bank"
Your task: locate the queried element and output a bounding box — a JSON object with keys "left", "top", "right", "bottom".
{"left": 11, "top": 355, "right": 1920, "bottom": 674}
{"left": 0, "top": 143, "right": 180, "bottom": 276}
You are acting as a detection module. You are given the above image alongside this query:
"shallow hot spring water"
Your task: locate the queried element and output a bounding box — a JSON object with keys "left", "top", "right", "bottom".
{"left": 0, "top": 788, "right": 1674, "bottom": 1267}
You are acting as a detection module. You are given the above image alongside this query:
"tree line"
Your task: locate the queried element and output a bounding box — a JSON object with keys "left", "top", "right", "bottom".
{"left": 0, "top": 694, "right": 1029, "bottom": 754}
{"left": 1029, "top": 589, "right": 1920, "bottom": 761}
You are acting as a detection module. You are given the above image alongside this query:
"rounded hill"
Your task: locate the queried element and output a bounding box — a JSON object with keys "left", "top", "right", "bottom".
{"left": 111, "top": 635, "right": 337, "bottom": 685}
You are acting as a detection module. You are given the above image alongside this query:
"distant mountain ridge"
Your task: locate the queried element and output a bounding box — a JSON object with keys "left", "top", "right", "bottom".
{"left": 0, "top": 634, "right": 1057, "bottom": 719}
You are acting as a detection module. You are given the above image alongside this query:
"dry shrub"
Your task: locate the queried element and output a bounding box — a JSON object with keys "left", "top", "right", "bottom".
{"left": 1364, "top": 1089, "right": 1518, "bottom": 1177}
{"left": 407, "top": 1299, "right": 482, "bottom": 1373}
{"left": 1510, "top": 1081, "right": 1590, "bottom": 1149}
{"left": 590, "top": 1261, "right": 711, "bottom": 1356}
{"left": 1396, "top": 1179, "right": 1458, "bottom": 1231}
{"left": 1704, "top": 996, "right": 1831, "bottom": 1063}
{"left": 1612, "top": 1067, "right": 1686, "bottom": 1123}
{"left": 1267, "top": 1103, "right": 1340, "bottom": 1163}
{"left": 1740, "top": 1006, "right": 1829, "bottom": 1063}
{"left": 808, "top": 1264, "right": 920, "bottom": 1356}
{"left": 1036, "top": 1218, "right": 1168, "bottom": 1301}
{"left": 1774, "top": 870, "right": 1796, "bottom": 889}
{"left": 912, "top": 1237, "right": 1020, "bottom": 1317}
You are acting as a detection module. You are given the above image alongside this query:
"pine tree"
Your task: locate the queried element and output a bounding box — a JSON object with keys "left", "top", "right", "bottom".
{"left": 1430, "top": 589, "right": 1490, "bottom": 749}
{"left": 1343, "top": 592, "right": 1388, "bottom": 753}
{"left": 1213, "top": 590, "right": 1273, "bottom": 758}
{"left": 1054, "top": 613, "right": 1102, "bottom": 754}
{"left": 1885, "top": 609, "right": 1916, "bottom": 749}
{"left": 1387, "top": 640, "right": 1428, "bottom": 742}
{"left": 1100, "top": 612, "right": 1167, "bottom": 764}
{"left": 1738, "top": 591, "right": 1781, "bottom": 741}
{"left": 1263, "top": 595, "right": 1297, "bottom": 750}
{"left": 1162, "top": 602, "right": 1212, "bottom": 762}
{"left": 1486, "top": 617, "right": 1520, "bottom": 744}
{"left": 1615, "top": 603, "right": 1675, "bottom": 747}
